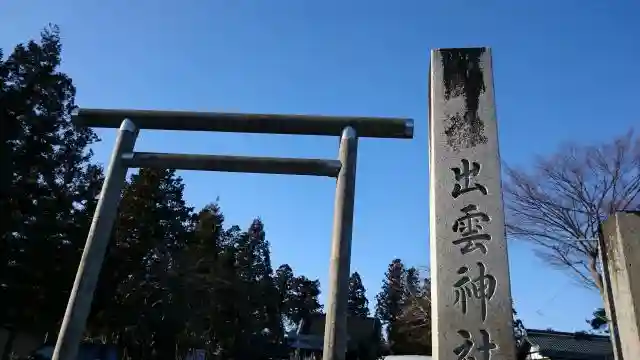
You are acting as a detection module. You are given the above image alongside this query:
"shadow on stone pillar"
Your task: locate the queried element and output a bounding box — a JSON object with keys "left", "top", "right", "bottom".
{"left": 600, "top": 211, "right": 640, "bottom": 360}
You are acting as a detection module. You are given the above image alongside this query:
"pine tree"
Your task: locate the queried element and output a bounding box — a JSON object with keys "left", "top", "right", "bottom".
{"left": 587, "top": 307, "right": 608, "bottom": 333}
{"left": 375, "top": 259, "right": 405, "bottom": 326}
{"left": 404, "top": 267, "right": 420, "bottom": 296}
{"left": 274, "top": 262, "right": 307, "bottom": 340}
{"left": 375, "top": 260, "right": 432, "bottom": 355}
{"left": 177, "top": 203, "right": 227, "bottom": 353}
{"left": 91, "top": 168, "right": 194, "bottom": 359}
{"left": 274, "top": 264, "right": 295, "bottom": 323}
{"left": 395, "top": 270, "right": 432, "bottom": 355}
{"left": 348, "top": 272, "right": 370, "bottom": 317}
{"left": 274, "top": 264, "right": 323, "bottom": 331}
{"left": 375, "top": 259, "right": 404, "bottom": 354}
{"left": 287, "top": 276, "right": 323, "bottom": 327}
{"left": 0, "top": 25, "right": 102, "bottom": 358}
{"left": 178, "top": 205, "right": 249, "bottom": 359}
{"left": 234, "top": 219, "right": 282, "bottom": 357}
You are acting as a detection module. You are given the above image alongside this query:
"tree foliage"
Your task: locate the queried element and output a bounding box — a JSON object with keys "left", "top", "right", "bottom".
{"left": 1, "top": 26, "right": 326, "bottom": 360}
{"left": 91, "top": 168, "right": 195, "bottom": 360}
{"left": 394, "top": 271, "right": 431, "bottom": 356}
{"left": 347, "top": 272, "right": 369, "bottom": 318}
{"left": 375, "top": 259, "right": 404, "bottom": 327}
{"left": 374, "top": 261, "right": 531, "bottom": 357}
{"left": 285, "top": 276, "right": 323, "bottom": 328}
{"left": 503, "top": 131, "right": 640, "bottom": 291}
{"left": 587, "top": 307, "right": 608, "bottom": 333}
{"left": 0, "top": 24, "right": 103, "bottom": 352}
{"left": 512, "top": 307, "right": 527, "bottom": 347}
{"left": 375, "top": 259, "right": 432, "bottom": 356}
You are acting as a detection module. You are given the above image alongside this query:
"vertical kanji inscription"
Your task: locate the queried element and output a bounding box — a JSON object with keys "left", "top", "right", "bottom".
{"left": 454, "top": 329, "right": 497, "bottom": 360}
{"left": 430, "top": 48, "right": 516, "bottom": 360}
{"left": 452, "top": 204, "right": 492, "bottom": 254}
{"left": 451, "top": 159, "right": 488, "bottom": 198}
{"left": 453, "top": 262, "right": 497, "bottom": 321}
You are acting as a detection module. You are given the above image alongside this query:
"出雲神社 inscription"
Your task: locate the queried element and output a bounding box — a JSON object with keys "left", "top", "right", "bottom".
{"left": 429, "top": 48, "right": 516, "bottom": 360}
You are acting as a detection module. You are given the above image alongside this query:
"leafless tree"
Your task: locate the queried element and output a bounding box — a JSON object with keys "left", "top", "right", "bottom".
{"left": 503, "top": 130, "right": 640, "bottom": 293}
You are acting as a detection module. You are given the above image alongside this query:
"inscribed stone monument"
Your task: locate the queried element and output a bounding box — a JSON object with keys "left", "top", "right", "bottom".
{"left": 600, "top": 211, "right": 640, "bottom": 360}
{"left": 429, "top": 48, "right": 516, "bottom": 360}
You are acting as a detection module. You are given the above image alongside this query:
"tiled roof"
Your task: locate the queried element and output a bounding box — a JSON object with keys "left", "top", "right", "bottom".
{"left": 306, "top": 313, "right": 381, "bottom": 341}
{"left": 288, "top": 314, "right": 381, "bottom": 351}
{"left": 525, "top": 329, "right": 614, "bottom": 360}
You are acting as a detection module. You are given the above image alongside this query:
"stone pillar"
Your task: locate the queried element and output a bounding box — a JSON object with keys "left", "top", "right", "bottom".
{"left": 429, "top": 48, "right": 516, "bottom": 360}
{"left": 600, "top": 211, "right": 640, "bottom": 360}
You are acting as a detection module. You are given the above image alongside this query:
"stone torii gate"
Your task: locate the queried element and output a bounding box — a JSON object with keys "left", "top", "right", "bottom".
{"left": 52, "top": 109, "right": 414, "bottom": 360}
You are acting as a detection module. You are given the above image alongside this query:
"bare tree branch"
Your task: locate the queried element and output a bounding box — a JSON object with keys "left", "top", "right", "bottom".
{"left": 504, "top": 129, "right": 640, "bottom": 292}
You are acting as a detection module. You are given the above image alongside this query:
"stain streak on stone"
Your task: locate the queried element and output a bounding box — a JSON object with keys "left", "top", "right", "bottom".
{"left": 440, "top": 48, "right": 488, "bottom": 151}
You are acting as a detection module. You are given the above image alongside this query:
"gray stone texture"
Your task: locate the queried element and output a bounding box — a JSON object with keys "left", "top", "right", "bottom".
{"left": 601, "top": 212, "right": 640, "bottom": 360}
{"left": 429, "top": 48, "right": 516, "bottom": 360}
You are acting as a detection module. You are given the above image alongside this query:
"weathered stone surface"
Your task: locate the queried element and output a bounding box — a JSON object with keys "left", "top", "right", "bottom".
{"left": 429, "top": 48, "right": 516, "bottom": 360}
{"left": 601, "top": 212, "right": 640, "bottom": 360}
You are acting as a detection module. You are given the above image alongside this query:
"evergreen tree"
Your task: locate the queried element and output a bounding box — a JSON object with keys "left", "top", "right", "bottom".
{"left": 206, "top": 223, "right": 246, "bottom": 358}
{"left": 395, "top": 272, "right": 432, "bottom": 355}
{"left": 0, "top": 25, "right": 102, "bottom": 358}
{"left": 0, "top": 26, "right": 354, "bottom": 358}
{"left": 375, "top": 260, "right": 432, "bottom": 355}
{"left": 287, "top": 276, "right": 323, "bottom": 327}
{"left": 375, "top": 259, "right": 405, "bottom": 328}
{"left": 91, "top": 169, "right": 194, "bottom": 360}
{"left": 233, "top": 219, "right": 282, "bottom": 358}
{"left": 274, "top": 264, "right": 295, "bottom": 324}
{"left": 274, "top": 264, "right": 322, "bottom": 331}
{"left": 513, "top": 307, "right": 527, "bottom": 347}
{"left": 178, "top": 203, "right": 227, "bottom": 353}
{"left": 587, "top": 307, "right": 608, "bottom": 333}
{"left": 404, "top": 267, "right": 420, "bottom": 296}
{"left": 348, "top": 272, "right": 370, "bottom": 317}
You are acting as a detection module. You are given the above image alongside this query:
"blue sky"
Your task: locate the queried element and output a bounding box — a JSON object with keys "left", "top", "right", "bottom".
{"left": 3, "top": 0, "right": 638, "bottom": 332}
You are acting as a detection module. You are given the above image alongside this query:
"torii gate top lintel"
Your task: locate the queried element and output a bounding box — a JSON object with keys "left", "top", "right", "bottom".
{"left": 72, "top": 108, "right": 415, "bottom": 139}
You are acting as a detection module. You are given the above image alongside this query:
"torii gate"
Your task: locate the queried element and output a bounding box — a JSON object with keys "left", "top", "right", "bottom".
{"left": 52, "top": 108, "right": 414, "bottom": 360}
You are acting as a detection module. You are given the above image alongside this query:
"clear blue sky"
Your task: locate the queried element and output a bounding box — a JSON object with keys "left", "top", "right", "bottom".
{"left": 3, "top": 0, "right": 638, "bottom": 332}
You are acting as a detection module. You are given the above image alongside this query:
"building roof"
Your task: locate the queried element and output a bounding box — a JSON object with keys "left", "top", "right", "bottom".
{"left": 306, "top": 313, "right": 381, "bottom": 342}
{"left": 288, "top": 334, "right": 326, "bottom": 350}
{"left": 525, "top": 329, "right": 614, "bottom": 360}
{"left": 288, "top": 314, "right": 381, "bottom": 351}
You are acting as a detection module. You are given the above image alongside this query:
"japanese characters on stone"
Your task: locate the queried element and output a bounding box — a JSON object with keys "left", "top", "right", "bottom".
{"left": 453, "top": 204, "right": 491, "bottom": 254}
{"left": 454, "top": 329, "right": 496, "bottom": 360}
{"left": 450, "top": 158, "right": 493, "bottom": 256}
{"left": 453, "top": 262, "right": 496, "bottom": 322}
{"left": 451, "top": 159, "right": 487, "bottom": 198}
{"left": 450, "top": 158, "right": 498, "bottom": 360}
